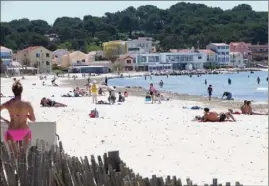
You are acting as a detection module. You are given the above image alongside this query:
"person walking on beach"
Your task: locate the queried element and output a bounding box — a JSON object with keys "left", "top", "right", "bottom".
{"left": 91, "top": 81, "right": 98, "bottom": 104}
{"left": 105, "top": 76, "right": 108, "bottom": 85}
{"left": 0, "top": 81, "right": 36, "bottom": 159}
{"left": 207, "top": 85, "right": 213, "bottom": 101}
{"left": 228, "top": 78, "right": 231, "bottom": 85}
{"left": 257, "top": 77, "right": 260, "bottom": 84}
{"left": 204, "top": 79, "right": 207, "bottom": 85}
{"left": 149, "top": 83, "right": 156, "bottom": 104}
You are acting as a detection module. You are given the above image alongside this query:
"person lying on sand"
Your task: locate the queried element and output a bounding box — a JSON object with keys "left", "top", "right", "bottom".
{"left": 201, "top": 108, "right": 236, "bottom": 122}
{"left": 96, "top": 100, "right": 110, "bottom": 105}
{"left": 40, "top": 97, "right": 67, "bottom": 107}
{"left": 61, "top": 92, "right": 73, "bottom": 97}
{"left": 243, "top": 101, "right": 267, "bottom": 115}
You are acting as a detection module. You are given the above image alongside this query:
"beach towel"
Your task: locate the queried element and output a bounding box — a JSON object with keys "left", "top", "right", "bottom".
{"left": 183, "top": 106, "right": 203, "bottom": 110}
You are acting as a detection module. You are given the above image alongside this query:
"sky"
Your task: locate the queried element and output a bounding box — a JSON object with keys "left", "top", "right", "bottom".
{"left": 1, "top": 1, "right": 268, "bottom": 25}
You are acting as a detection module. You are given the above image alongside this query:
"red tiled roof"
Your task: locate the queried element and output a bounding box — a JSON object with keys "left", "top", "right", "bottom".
{"left": 117, "top": 55, "right": 133, "bottom": 60}
{"left": 198, "top": 49, "right": 216, "bottom": 55}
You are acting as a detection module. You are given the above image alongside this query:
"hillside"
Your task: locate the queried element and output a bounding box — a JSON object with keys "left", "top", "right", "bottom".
{"left": 1, "top": 2, "right": 268, "bottom": 52}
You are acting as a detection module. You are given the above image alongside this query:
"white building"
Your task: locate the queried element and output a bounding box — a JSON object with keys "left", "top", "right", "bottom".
{"left": 135, "top": 48, "right": 207, "bottom": 71}
{"left": 206, "top": 43, "right": 230, "bottom": 66}
{"left": 229, "top": 52, "right": 244, "bottom": 67}
{"left": 127, "top": 38, "right": 153, "bottom": 54}
{"left": 0, "top": 46, "right": 13, "bottom": 66}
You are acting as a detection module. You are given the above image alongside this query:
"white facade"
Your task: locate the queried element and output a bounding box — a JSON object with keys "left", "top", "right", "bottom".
{"left": 206, "top": 43, "right": 230, "bottom": 66}
{"left": 0, "top": 46, "right": 13, "bottom": 66}
{"left": 229, "top": 52, "right": 244, "bottom": 67}
{"left": 136, "top": 51, "right": 207, "bottom": 70}
{"left": 127, "top": 39, "right": 153, "bottom": 54}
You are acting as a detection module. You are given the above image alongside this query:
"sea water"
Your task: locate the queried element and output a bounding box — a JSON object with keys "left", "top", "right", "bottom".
{"left": 109, "top": 71, "right": 268, "bottom": 102}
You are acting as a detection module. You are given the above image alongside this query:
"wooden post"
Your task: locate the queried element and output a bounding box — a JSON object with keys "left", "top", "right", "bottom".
{"left": 108, "top": 151, "right": 121, "bottom": 172}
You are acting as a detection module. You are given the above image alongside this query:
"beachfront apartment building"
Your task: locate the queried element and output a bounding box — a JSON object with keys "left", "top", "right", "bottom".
{"left": 61, "top": 51, "right": 89, "bottom": 68}
{"left": 206, "top": 43, "right": 230, "bottom": 66}
{"left": 248, "top": 44, "right": 268, "bottom": 62}
{"left": 229, "top": 52, "right": 244, "bottom": 67}
{"left": 135, "top": 49, "right": 207, "bottom": 71}
{"left": 0, "top": 46, "right": 13, "bottom": 66}
{"left": 229, "top": 42, "right": 251, "bottom": 59}
{"left": 52, "top": 49, "right": 69, "bottom": 65}
{"left": 197, "top": 49, "right": 217, "bottom": 68}
{"left": 17, "top": 46, "right": 52, "bottom": 73}
{"left": 127, "top": 38, "right": 153, "bottom": 54}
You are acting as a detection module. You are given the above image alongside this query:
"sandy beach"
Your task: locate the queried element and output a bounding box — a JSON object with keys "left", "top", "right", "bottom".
{"left": 0, "top": 74, "right": 268, "bottom": 185}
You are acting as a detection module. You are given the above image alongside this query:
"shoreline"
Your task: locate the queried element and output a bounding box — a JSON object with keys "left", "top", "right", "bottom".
{"left": 61, "top": 75, "right": 268, "bottom": 113}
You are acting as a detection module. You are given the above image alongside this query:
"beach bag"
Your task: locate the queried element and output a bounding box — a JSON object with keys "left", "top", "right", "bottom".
{"left": 89, "top": 108, "right": 99, "bottom": 118}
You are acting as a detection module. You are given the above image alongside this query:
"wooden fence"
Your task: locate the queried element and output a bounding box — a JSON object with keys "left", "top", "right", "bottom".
{"left": 0, "top": 140, "right": 244, "bottom": 186}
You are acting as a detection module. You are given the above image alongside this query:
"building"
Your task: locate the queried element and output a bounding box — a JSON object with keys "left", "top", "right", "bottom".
{"left": 0, "top": 46, "right": 13, "bottom": 66}
{"left": 17, "top": 46, "right": 52, "bottom": 73}
{"left": 206, "top": 43, "right": 230, "bottom": 66}
{"left": 229, "top": 42, "right": 251, "bottom": 59}
{"left": 116, "top": 55, "right": 135, "bottom": 71}
{"left": 61, "top": 51, "right": 89, "bottom": 68}
{"left": 165, "top": 48, "right": 207, "bottom": 70}
{"left": 127, "top": 38, "right": 153, "bottom": 54}
{"left": 248, "top": 44, "right": 268, "bottom": 61}
{"left": 52, "top": 49, "right": 69, "bottom": 65}
{"left": 229, "top": 52, "right": 244, "bottom": 67}
{"left": 135, "top": 48, "right": 207, "bottom": 71}
{"left": 197, "top": 49, "right": 217, "bottom": 68}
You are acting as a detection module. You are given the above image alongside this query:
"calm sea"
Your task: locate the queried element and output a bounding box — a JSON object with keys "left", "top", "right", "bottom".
{"left": 109, "top": 71, "right": 268, "bottom": 102}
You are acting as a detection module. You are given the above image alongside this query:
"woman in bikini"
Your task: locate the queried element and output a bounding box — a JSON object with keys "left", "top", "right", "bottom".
{"left": 0, "top": 81, "right": 36, "bottom": 158}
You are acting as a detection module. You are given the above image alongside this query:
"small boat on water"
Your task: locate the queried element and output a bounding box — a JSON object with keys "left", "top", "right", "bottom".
{"left": 250, "top": 71, "right": 254, "bottom": 73}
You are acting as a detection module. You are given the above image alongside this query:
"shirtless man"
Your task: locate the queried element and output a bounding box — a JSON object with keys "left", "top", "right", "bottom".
{"left": 244, "top": 101, "right": 267, "bottom": 115}
{"left": 0, "top": 81, "right": 36, "bottom": 158}
{"left": 203, "top": 108, "right": 236, "bottom": 122}
{"left": 240, "top": 100, "right": 248, "bottom": 114}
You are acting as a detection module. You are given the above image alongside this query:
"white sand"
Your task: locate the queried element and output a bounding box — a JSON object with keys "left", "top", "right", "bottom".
{"left": 1, "top": 75, "right": 268, "bottom": 185}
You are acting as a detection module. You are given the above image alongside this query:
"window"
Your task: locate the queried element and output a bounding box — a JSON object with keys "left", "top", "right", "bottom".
{"left": 36, "top": 53, "right": 40, "bottom": 57}
{"left": 46, "top": 53, "right": 50, "bottom": 57}
{"left": 82, "top": 59, "right": 85, "bottom": 62}
{"left": 198, "top": 55, "right": 202, "bottom": 59}
{"left": 226, "top": 52, "right": 229, "bottom": 55}
{"left": 46, "top": 61, "right": 50, "bottom": 65}
{"left": 217, "top": 46, "right": 220, "bottom": 49}
{"left": 126, "top": 60, "right": 131, "bottom": 64}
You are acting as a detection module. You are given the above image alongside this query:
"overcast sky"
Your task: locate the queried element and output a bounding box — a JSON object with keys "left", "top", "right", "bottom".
{"left": 1, "top": 1, "right": 268, "bottom": 24}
